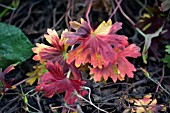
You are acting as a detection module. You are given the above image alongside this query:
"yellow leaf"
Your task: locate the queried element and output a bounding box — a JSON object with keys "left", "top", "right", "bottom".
{"left": 70, "top": 21, "right": 82, "bottom": 30}
{"left": 11, "top": 85, "right": 16, "bottom": 89}
{"left": 70, "top": 111, "right": 77, "bottom": 113}
{"left": 26, "top": 61, "right": 47, "bottom": 85}
{"left": 142, "top": 13, "right": 151, "bottom": 18}
{"left": 142, "top": 23, "right": 151, "bottom": 31}
{"left": 93, "top": 19, "right": 112, "bottom": 35}
{"left": 26, "top": 75, "right": 39, "bottom": 85}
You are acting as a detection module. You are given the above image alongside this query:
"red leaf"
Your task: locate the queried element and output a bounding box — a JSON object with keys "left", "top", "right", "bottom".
{"left": 90, "top": 44, "right": 141, "bottom": 82}
{"left": 36, "top": 61, "right": 87, "bottom": 104}
{"left": 0, "top": 64, "right": 16, "bottom": 93}
{"left": 64, "top": 19, "right": 128, "bottom": 68}
{"left": 32, "top": 29, "right": 82, "bottom": 79}
{"left": 116, "top": 44, "right": 141, "bottom": 78}
{"left": 32, "top": 29, "right": 67, "bottom": 68}
{"left": 90, "top": 63, "right": 124, "bottom": 82}
{"left": 0, "top": 64, "right": 15, "bottom": 77}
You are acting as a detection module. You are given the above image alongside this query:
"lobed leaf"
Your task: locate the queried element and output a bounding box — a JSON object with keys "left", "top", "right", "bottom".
{"left": 36, "top": 61, "right": 87, "bottom": 105}
{"left": 64, "top": 19, "right": 128, "bottom": 69}
{"left": 90, "top": 44, "right": 141, "bottom": 82}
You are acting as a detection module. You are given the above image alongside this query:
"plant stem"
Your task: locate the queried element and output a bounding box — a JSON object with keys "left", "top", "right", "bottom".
{"left": 66, "top": 69, "right": 71, "bottom": 78}
{"left": 66, "top": 45, "right": 74, "bottom": 79}
{"left": 148, "top": 76, "right": 170, "bottom": 96}
{"left": 136, "top": 28, "right": 146, "bottom": 37}
{"left": 0, "top": 3, "right": 16, "bottom": 10}
{"left": 115, "top": 0, "right": 135, "bottom": 25}
{"left": 115, "top": 0, "right": 147, "bottom": 38}
{"left": 12, "top": 75, "right": 36, "bottom": 88}
{"left": 86, "top": 0, "right": 93, "bottom": 27}
{"left": 83, "top": 86, "right": 92, "bottom": 103}
{"left": 75, "top": 91, "right": 109, "bottom": 113}
{"left": 108, "top": 0, "right": 122, "bottom": 20}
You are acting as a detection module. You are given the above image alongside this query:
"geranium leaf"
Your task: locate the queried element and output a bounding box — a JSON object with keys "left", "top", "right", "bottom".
{"left": 26, "top": 61, "right": 47, "bottom": 85}
{"left": 0, "top": 64, "right": 16, "bottom": 93}
{"left": 64, "top": 19, "right": 128, "bottom": 68}
{"left": 36, "top": 61, "right": 87, "bottom": 105}
{"left": 0, "top": 22, "right": 33, "bottom": 69}
{"left": 130, "top": 93, "right": 165, "bottom": 113}
{"left": 32, "top": 29, "right": 69, "bottom": 73}
{"left": 90, "top": 44, "right": 141, "bottom": 82}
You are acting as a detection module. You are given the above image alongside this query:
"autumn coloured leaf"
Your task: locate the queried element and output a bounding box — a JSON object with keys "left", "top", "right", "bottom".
{"left": 32, "top": 29, "right": 68, "bottom": 69}
{"left": 130, "top": 94, "right": 166, "bottom": 113}
{"left": 116, "top": 44, "right": 141, "bottom": 78}
{"left": 0, "top": 64, "right": 16, "bottom": 93}
{"left": 64, "top": 18, "right": 128, "bottom": 69}
{"left": 36, "top": 61, "right": 87, "bottom": 105}
{"left": 90, "top": 44, "right": 141, "bottom": 82}
{"left": 90, "top": 63, "right": 124, "bottom": 82}
{"left": 26, "top": 61, "right": 47, "bottom": 85}
{"left": 32, "top": 29, "right": 83, "bottom": 79}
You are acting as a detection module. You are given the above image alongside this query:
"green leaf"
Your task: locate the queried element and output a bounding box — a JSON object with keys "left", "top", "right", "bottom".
{"left": 21, "top": 89, "right": 28, "bottom": 104}
{"left": 163, "top": 55, "right": 170, "bottom": 68}
{"left": 12, "top": 0, "right": 20, "bottom": 8}
{"left": 142, "top": 26, "right": 163, "bottom": 64}
{"left": 165, "top": 45, "right": 170, "bottom": 54}
{"left": 0, "top": 22, "right": 33, "bottom": 69}
{"left": 162, "top": 45, "right": 170, "bottom": 68}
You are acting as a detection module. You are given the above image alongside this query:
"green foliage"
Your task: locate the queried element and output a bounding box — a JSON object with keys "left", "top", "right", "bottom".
{"left": 162, "top": 45, "right": 170, "bottom": 68}
{"left": 165, "top": 45, "right": 170, "bottom": 54}
{"left": 0, "top": 22, "right": 33, "bottom": 69}
{"left": 140, "top": 26, "right": 163, "bottom": 64}
{"left": 0, "top": 0, "right": 20, "bottom": 19}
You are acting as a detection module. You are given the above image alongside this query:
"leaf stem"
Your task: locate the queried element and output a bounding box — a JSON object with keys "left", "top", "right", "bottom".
{"left": 0, "top": 3, "right": 16, "bottom": 10}
{"left": 108, "top": 0, "right": 122, "bottom": 20}
{"left": 115, "top": 0, "right": 147, "bottom": 38}
{"left": 148, "top": 76, "right": 170, "bottom": 96}
{"left": 12, "top": 75, "right": 37, "bottom": 88}
{"left": 115, "top": 0, "right": 135, "bottom": 25}
{"left": 66, "top": 45, "right": 74, "bottom": 78}
{"left": 83, "top": 86, "right": 92, "bottom": 103}
{"left": 86, "top": 0, "right": 93, "bottom": 27}
{"left": 136, "top": 28, "right": 146, "bottom": 37}
{"left": 141, "top": 67, "right": 170, "bottom": 96}
{"left": 75, "top": 91, "right": 109, "bottom": 113}
{"left": 66, "top": 69, "right": 71, "bottom": 78}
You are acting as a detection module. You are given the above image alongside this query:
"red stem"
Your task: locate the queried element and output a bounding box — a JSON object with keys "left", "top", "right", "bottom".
{"left": 86, "top": 0, "right": 93, "bottom": 27}
{"left": 108, "top": 0, "right": 123, "bottom": 20}
{"left": 12, "top": 75, "right": 36, "bottom": 87}
{"left": 115, "top": 0, "right": 135, "bottom": 25}
{"left": 155, "top": 66, "right": 165, "bottom": 93}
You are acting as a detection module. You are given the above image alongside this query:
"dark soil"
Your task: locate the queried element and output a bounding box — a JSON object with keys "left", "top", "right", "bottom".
{"left": 0, "top": 0, "right": 170, "bottom": 113}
